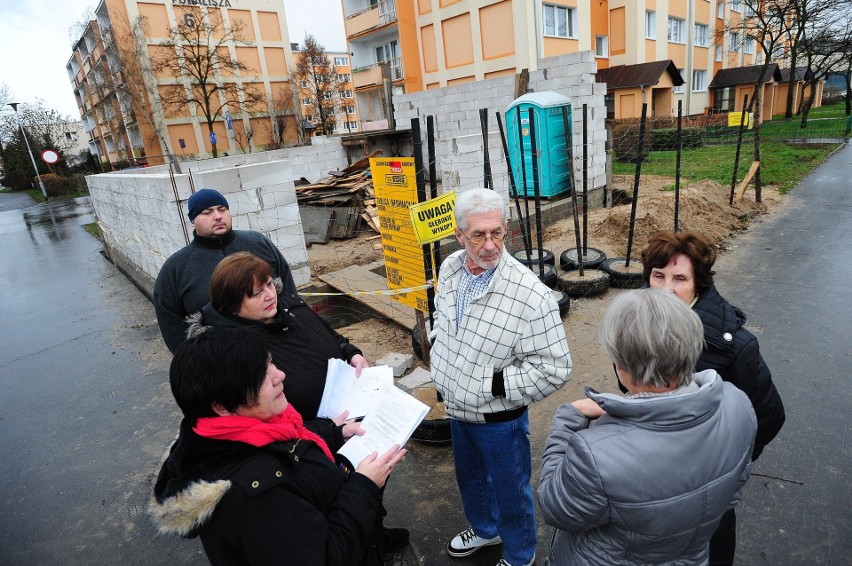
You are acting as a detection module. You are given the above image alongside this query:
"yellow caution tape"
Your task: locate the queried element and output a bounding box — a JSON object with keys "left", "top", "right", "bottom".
{"left": 301, "top": 283, "right": 433, "bottom": 297}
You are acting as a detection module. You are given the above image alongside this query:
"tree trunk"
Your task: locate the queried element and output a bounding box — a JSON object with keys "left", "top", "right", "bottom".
{"left": 800, "top": 79, "right": 819, "bottom": 129}
{"left": 845, "top": 70, "right": 852, "bottom": 115}
{"left": 753, "top": 85, "right": 762, "bottom": 204}
{"left": 784, "top": 54, "right": 798, "bottom": 119}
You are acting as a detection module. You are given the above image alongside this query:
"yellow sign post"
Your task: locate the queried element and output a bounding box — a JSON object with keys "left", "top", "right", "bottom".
{"left": 370, "top": 157, "right": 430, "bottom": 313}
{"left": 409, "top": 191, "right": 457, "bottom": 245}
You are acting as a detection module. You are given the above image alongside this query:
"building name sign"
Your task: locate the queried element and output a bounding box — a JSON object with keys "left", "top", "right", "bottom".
{"left": 172, "top": 0, "right": 234, "bottom": 7}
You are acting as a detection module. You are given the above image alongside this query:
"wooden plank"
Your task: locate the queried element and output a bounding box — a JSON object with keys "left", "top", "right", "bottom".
{"left": 342, "top": 149, "right": 383, "bottom": 174}
{"left": 318, "top": 262, "right": 416, "bottom": 329}
{"left": 734, "top": 161, "right": 760, "bottom": 203}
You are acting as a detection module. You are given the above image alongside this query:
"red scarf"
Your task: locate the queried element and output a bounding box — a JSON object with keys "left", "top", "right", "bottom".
{"left": 194, "top": 404, "right": 334, "bottom": 462}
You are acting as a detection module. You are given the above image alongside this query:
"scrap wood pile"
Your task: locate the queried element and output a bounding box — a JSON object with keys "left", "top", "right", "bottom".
{"left": 295, "top": 150, "right": 383, "bottom": 243}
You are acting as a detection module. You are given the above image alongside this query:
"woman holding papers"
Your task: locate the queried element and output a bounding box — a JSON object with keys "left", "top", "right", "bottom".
{"left": 187, "top": 251, "right": 368, "bottom": 421}
{"left": 150, "top": 327, "right": 406, "bottom": 565}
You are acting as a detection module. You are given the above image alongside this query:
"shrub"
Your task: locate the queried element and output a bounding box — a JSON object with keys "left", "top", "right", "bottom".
{"left": 650, "top": 127, "right": 704, "bottom": 150}
{"left": 40, "top": 173, "right": 76, "bottom": 197}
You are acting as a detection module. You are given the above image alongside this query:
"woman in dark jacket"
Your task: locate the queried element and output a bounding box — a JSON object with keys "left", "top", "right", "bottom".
{"left": 187, "top": 251, "right": 367, "bottom": 422}
{"left": 640, "top": 230, "right": 785, "bottom": 565}
{"left": 149, "top": 327, "right": 406, "bottom": 565}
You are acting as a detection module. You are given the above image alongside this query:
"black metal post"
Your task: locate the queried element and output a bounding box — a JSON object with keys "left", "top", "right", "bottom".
{"left": 582, "top": 103, "right": 589, "bottom": 254}
{"left": 561, "top": 106, "right": 584, "bottom": 276}
{"left": 674, "top": 100, "right": 683, "bottom": 232}
{"left": 515, "top": 110, "right": 533, "bottom": 254}
{"left": 528, "top": 110, "right": 545, "bottom": 278}
{"left": 427, "top": 115, "right": 441, "bottom": 280}
{"left": 480, "top": 108, "right": 493, "bottom": 190}
{"left": 496, "top": 111, "right": 532, "bottom": 257}
{"left": 625, "top": 103, "right": 648, "bottom": 267}
{"left": 412, "top": 118, "right": 435, "bottom": 327}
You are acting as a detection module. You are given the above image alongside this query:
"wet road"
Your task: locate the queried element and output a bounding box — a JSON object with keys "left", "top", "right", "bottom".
{"left": 0, "top": 195, "right": 205, "bottom": 564}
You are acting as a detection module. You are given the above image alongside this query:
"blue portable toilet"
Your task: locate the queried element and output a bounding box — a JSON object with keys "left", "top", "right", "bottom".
{"left": 505, "top": 92, "right": 573, "bottom": 198}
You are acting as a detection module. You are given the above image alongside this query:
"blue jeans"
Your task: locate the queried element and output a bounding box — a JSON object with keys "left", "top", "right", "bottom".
{"left": 451, "top": 413, "right": 535, "bottom": 566}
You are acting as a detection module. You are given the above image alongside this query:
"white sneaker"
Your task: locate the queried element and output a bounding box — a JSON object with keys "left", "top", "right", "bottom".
{"left": 496, "top": 555, "right": 535, "bottom": 566}
{"left": 447, "top": 527, "right": 502, "bottom": 557}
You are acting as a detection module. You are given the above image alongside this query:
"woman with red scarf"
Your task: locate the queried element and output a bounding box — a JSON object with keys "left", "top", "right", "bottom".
{"left": 149, "top": 327, "right": 406, "bottom": 565}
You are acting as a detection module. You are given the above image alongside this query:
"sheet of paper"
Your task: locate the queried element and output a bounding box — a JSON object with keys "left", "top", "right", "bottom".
{"left": 316, "top": 358, "right": 394, "bottom": 419}
{"left": 337, "top": 386, "right": 429, "bottom": 469}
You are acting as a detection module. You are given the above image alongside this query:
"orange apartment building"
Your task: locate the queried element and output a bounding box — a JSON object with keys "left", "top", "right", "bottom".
{"left": 340, "top": 0, "right": 816, "bottom": 125}
{"left": 292, "top": 48, "right": 362, "bottom": 135}
{"left": 66, "top": 0, "right": 300, "bottom": 167}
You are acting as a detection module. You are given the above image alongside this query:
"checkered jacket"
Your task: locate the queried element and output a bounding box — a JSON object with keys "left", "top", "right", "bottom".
{"left": 430, "top": 249, "right": 573, "bottom": 422}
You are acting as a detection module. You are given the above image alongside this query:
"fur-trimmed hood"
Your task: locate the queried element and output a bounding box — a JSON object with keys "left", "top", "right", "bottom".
{"left": 149, "top": 477, "right": 231, "bottom": 537}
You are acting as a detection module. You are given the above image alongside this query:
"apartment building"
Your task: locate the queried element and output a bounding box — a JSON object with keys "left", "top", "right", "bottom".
{"left": 340, "top": 0, "right": 809, "bottom": 125}
{"left": 292, "top": 48, "right": 361, "bottom": 135}
{"left": 66, "top": 0, "right": 299, "bottom": 167}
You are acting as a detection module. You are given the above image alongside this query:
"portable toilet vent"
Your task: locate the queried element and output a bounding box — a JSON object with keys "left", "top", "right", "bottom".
{"left": 505, "top": 91, "right": 573, "bottom": 198}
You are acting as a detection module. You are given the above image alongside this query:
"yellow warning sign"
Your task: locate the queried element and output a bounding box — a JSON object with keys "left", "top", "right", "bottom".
{"left": 370, "top": 157, "right": 430, "bottom": 313}
{"left": 728, "top": 112, "right": 753, "bottom": 129}
{"left": 409, "top": 191, "right": 457, "bottom": 245}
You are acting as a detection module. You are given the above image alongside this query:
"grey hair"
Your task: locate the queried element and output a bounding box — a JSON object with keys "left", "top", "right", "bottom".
{"left": 598, "top": 289, "right": 704, "bottom": 389}
{"left": 454, "top": 188, "right": 507, "bottom": 232}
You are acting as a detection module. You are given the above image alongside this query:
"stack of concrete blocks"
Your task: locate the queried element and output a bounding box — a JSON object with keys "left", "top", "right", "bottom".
{"left": 393, "top": 51, "right": 608, "bottom": 221}
{"left": 85, "top": 137, "right": 347, "bottom": 297}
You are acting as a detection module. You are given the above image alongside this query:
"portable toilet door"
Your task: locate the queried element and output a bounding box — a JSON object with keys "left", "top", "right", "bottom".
{"left": 505, "top": 91, "right": 573, "bottom": 198}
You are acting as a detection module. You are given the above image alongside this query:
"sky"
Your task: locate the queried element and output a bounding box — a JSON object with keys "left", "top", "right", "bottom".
{"left": 0, "top": 0, "right": 347, "bottom": 118}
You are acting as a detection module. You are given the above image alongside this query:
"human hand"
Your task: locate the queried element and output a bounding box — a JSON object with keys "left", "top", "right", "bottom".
{"left": 571, "top": 398, "right": 606, "bottom": 419}
{"left": 342, "top": 420, "right": 365, "bottom": 440}
{"left": 356, "top": 445, "right": 407, "bottom": 488}
{"left": 349, "top": 354, "right": 369, "bottom": 377}
{"left": 331, "top": 410, "right": 350, "bottom": 426}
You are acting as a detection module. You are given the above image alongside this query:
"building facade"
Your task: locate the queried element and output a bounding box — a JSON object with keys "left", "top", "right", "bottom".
{"left": 340, "top": 0, "right": 812, "bottom": 125}
{"left": 66, "top": 0, "right": 300, "bottom": 167}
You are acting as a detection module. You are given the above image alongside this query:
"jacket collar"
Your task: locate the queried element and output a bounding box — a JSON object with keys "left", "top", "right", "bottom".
{"left": 191, "top": 229, "right": 236, "bottom": 250}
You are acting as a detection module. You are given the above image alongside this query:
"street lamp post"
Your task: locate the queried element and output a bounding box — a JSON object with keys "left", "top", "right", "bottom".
{"left": 8, "top": 103, "right": 48, "bottom": 200}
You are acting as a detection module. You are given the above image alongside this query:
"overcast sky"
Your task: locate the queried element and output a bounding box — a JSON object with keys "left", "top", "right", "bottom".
{"left": 0, "top": 0, "right": 347, "bottom": 118}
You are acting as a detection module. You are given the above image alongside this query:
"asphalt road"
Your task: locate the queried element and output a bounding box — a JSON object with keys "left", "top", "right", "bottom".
{"left": 0, "top": 138, "right": 848, "bottom": 566}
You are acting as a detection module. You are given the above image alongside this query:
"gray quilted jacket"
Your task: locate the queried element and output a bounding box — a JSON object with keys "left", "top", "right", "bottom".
{"left": 538, "top": 370, "right": 756, "bottom": 565}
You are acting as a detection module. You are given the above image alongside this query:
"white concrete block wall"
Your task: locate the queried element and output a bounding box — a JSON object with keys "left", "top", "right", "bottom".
{"left": 86, "top": 142, "right": 348, "bottom": 295}
{"left": 394, "top": 51, "right": 606, "bottom": 198}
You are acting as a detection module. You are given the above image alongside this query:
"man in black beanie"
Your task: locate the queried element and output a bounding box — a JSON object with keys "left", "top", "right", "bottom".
{"left": 154, "top": 188, "right": 298, "bottom": 353}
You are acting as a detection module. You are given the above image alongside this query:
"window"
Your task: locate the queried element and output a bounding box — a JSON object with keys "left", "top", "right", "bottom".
{"left": 692, "top": 69, "right": 706, "bottom": 91}
{"left": 334, "top": 56, "right": 349, "bottom": 66}
{"left": 302, "top": 98, "right": 311, "bottom": 105}
{"left": 341, "top": 89, "right": 353, "bottom": 98}
{"left": 645, "top": 11, "right": 656, "bottom": 38}
{"left": 668, "top": 17, "right": 685, "bottom": 43}
{"left": 716, "top": 44, "right": 723, "bottom": 61}
{"left": 674, "top": 69, "right": 685, "bottom": 93}
{"left": 344, "top": 105, "right": 355, "bottom": 114}
{"left": 604, "top": 93, "right": 615, "bottom": 119}
{"left": 543, "top": 4, "right": 577, "bottom": 38}
{"left": 731, "top": 0, "right": 741, "bottom": 12}
{"left": 595, "top": 35, "right": 608, "bottom": 57}
{"left": 714, "top": 86, "right": 736, "bottom": 112}
{"left": 771, "top": 44, "right": 784, "bottom": 60}
{"left": 694, "top": 24, "right": 709, "bottom": 47}
{"left": 717, "top": 1, "right": 725, "bottom": 18}
{"left": 338, "top": 73, "right": 350, "bottom": 83}
{"left": 306, "top": 115, "right": 313, "bottom": 123}
{"left": 730, "top": 31, "right": 740, "bottom": 51}
{"left": 744, "top": 37, "right": 754, "bottom": 54}
{"left": 300, "top": 80, "right": 307, "bottom": 88}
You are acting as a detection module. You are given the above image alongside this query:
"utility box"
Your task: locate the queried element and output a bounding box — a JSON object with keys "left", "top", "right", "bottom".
{"left": 505, "top": 92, "right": 573, "bottom": 198}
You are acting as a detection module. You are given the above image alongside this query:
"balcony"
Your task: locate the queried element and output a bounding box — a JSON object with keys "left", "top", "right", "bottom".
{"left": 345, "top": 0, "right": 396, "bottom": 38}
{"left": 352, "top": 58, "right": 403, "bottom": 89}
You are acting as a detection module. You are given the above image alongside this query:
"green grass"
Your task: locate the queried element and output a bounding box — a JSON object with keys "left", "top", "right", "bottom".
{"left": 25, "top": 188, "right": 90, "bottom": 203}
{"left": 83, "top": 222, "right": 102, "bottom": 240}
{"left": 613, "top": 142, "right": 840, "bottom": 194}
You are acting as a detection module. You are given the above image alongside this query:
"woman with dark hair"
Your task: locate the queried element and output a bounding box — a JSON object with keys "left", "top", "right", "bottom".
{"left": 187, "top": 251, "right": 368, "bottom": 422}
{"left": 640, "top": 230, "right": 785, "bottom": 565}
{"left": 539, "top": 289, "right": 756, "bottom": 565}
{"left": 149, "top": 327, "right": 406, "bottom": 565}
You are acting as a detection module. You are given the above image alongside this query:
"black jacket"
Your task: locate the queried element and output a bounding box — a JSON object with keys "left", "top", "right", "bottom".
{"left": 692, "top": 285, "right": 785, "bottom": 460}
{"left": 149, "top": 418, "right": 384, "bottom": 566}
{"left": 188, "top": 294, "right": 362, "bottom": 421}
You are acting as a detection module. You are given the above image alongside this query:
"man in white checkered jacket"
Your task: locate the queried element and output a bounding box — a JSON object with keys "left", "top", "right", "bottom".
{"left": 430, "top": 188, "right": 573, "bottom": 566}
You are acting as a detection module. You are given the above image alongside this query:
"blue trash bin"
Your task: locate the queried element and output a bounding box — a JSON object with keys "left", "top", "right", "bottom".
{"left": 505, "top": 92, "right": 573, "bottom": 198}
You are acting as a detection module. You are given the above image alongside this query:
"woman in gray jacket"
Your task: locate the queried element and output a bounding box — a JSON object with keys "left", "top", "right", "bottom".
{"left": 538, "top": 289, "right": 756, "bottom": 565}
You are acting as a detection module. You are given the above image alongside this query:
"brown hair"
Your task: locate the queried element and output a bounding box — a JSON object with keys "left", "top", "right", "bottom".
{"left": 210, "top": 252, "right": 273, "bottom": 314}
{"left": 641, "top": 231, "right": 717, "bottom": 295}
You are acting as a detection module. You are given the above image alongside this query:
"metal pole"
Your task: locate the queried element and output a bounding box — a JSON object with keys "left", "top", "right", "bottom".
{"left": 582, "top": 103, "right": 588, "bottom": 254}
{"left": 561, "top": 106, "right": 584, "bottom": 276}
{"left": 427, "top": 115, "right": 442, "bottom": 280}
{"left": 480, "top": 108, "right": 493, "bottom": 189}
{"left": 625, "top": 103, "right": 649, "bottom": 267}
{"left": 528, "top": 110, "right": 545, "bottom": 278}
{"left": 412, "top": 118, "right": 435, "bottom": 330}
{"left": 9, "top": 103, "right": 48, "bottom": 199}
{"left": 515, "top": 110, "right": 533, "bottom": 254}
{"left": 674, "top": 100, "right": 683, "bottom": 232}
{"left": 496, "top": 111, "right": 532, "bottom": 258}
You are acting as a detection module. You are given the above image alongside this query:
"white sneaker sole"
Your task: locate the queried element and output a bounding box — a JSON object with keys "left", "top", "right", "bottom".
{"left": 446, "top": 537, "right": 502, "bottom": 558}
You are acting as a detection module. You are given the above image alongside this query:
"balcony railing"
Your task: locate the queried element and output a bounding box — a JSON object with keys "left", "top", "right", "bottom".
{"left": 352, "top": 58, "right": 403, "bottom": 89}
{"left": 345, "top": 0, "right": 396, "bottom": 37}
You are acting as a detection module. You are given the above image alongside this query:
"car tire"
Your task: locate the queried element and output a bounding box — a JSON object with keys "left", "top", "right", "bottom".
{"left": 557, "top": 269, "right": 610, "bottom": 298}
{"left": 513, "top": 248, "right": 555, "bottom": 267}
{"left": 600, "top": 258, "right": 645, "bottom": 288}
{"left": 560, "top": 247, "right": 607, "bottom": 271}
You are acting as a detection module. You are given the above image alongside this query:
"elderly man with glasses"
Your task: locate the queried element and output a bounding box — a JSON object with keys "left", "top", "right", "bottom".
{"left": 430, "top": 188, "right": 573, "bottom": 566}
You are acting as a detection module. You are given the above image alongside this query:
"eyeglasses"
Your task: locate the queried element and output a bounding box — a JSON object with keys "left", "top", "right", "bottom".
{"left": 462, "top": 228, "right": 506, "bottom": 247}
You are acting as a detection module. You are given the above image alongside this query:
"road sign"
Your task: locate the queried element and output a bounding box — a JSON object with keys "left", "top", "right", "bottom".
{"left": 41, "top": 149, "right": 59, "bottom": 164}
{"left": 209, "top": 132, "right": 217, "bottom": 145}
{"left": 225, "top": 110, "right": 233, "bottom": 130}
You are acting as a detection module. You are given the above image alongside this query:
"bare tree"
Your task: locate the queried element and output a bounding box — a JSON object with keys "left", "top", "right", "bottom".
{"left": 267, "top": 89, "right": 304, "bottom": 148}
{"left": 796, "top": 9, "right": 852, "bottom": 126}
{"left": 101, "top": 16, "right": 180, "bottom": 169}
{"left": 291, "top": 35, "right": 341, "bottom": 136}
{"left": 153, "top": 10, "right": 265, "bottom": 157}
